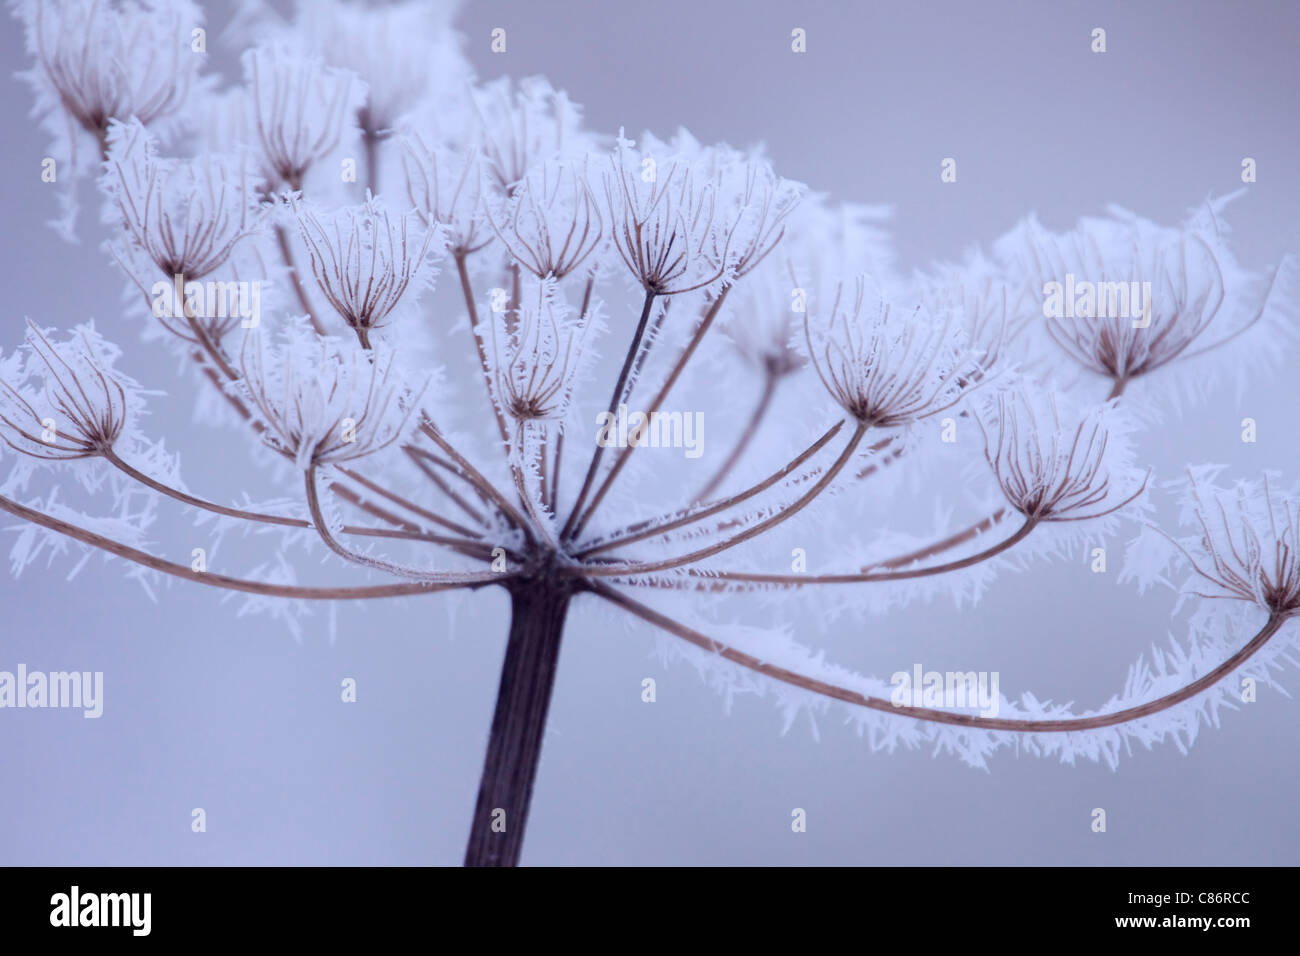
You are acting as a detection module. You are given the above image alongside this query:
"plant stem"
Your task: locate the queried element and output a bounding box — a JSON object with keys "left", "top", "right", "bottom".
{"left": 362, "top": 122, "right": 380, "bottom": 196}
{"left": 0, "top": 491, "right": 497, "bottom": 600}
{"left": 464, "top": 582, "right": 574, "bottom": 867}
{"left": 596, "top": 582, "right": 1288, "bottom": 735}
{"left": 275, "top": 224, "right": 326, "bottom": 336}
{"left": 454, "top": 251, "right": 512, "bottom": 450}
{"left": 571, "top": 421, "right": 868, "bottom": 577}
{"left": 576, "top": 289, "right": 731, "bottom": 536}
{"left": 576, "top": 420, "right": 844, "bottom": 559}
{"left": 562, "top": 289, "right": 658, "bottom": 541}
{"left": 695, "top": 367, "right": 777, "bottom": 503}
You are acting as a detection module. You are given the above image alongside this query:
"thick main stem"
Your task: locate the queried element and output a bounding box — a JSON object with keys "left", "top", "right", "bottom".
{"left": 464, "top": 582, "right": 574, "bottom": 867}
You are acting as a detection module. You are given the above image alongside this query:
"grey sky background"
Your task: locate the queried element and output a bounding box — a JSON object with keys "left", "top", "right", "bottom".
{"left": 0, "top": 0, "right": 1297, "bottom": 865}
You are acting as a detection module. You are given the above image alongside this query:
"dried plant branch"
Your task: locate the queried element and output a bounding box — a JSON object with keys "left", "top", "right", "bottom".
{"left": 0, "top": 491, "right": 502, "bottom": 599}
{"left": 561, "top": 289, "right": 658, "bottom": 540}
{"left": 575, "top": 420, "right": 845, "bottom": 559}
{"left": 593, "top": 582, "right": 1289, "bottom": 733}
{"left": 680, "top": 516, "right": 1036, "bottom": 588}
{"left": 570, "top": 287, "right": 731, "bottom": 539}
{"left": 569, "top": 422, "right": 868, "bottom": 577}
{"left": 694, "top": 366, "right": 778, "bottom": 502}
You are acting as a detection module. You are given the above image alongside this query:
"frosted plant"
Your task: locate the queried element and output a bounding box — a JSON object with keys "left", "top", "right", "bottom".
{"left": 236, "top": 330, "right": 421, "bottom": 471}
{"left": 486, "top": 157, "right": 603, "bottom": 281}
{"left": 980, "top": 389, "right": 1149, "bottom": 527}
{"left": 490, "top": 295, "right": 591, "bottom": 426}
{"left": 103, "top": 121, "right": 264, "bottom": 290}
{"left": 602, "top": 131, "right": 736, "bottom": 296}
{"left": 296, "top": 0, "right": 469, "bottom": 191}
{"left": 5, "top": 0, "right": 1299, "bottom": 869}
{"left": 803, "top": 277, "right": 990, "bottom": 429}
{"left": 14, "top": 0, "right": 201, "bottom": 153}
{"left": 0, "top": 322, "right": 132, "bottom": 463}
{"left": 702, "top": 257, "right": 806, "bottom": 502}
{"left": 293, "top": 196, "right": 437, "bottom": 348}
{"left": 998, "top": 204, "right": 1289, "bottom": 398}
{"left": 243, "top": 45, "right": 363, "bottom": 194}
{"left": 400, "top": 130, "right": 490, "bottom": 254}
{"left": 472, "top": 76, "right": 592, "bottom": 196}
{"left": 11, "top": 0, "right": 208, "bottom": 237}
{"left": 1158, "top": 470, "right": 1300, "bottom": 619}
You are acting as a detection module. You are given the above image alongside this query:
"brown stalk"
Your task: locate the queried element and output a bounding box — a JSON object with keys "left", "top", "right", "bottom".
{"left": 404, "top": 447, "right": 488, "bottom": 525}
{"left": 570, "top": 422, "right": 868, "bottom": 578}
{"left": 679, "top": 516, "right": 1037, "bottom": 588}
{"left": 454, "top": 251, "right": 512, "bottom": 450}
{"left": 561, "top": 289, "right": 658, "bottom": 541}
{"left": 0, "top": 491, "right": 500, "bottom": 600}
{"left": 276, "top": 224, "right": 327, "bottom": 336}
{"left": 304, "top": 467, "right": 490, "bottom": 582}
{"left": 593, "top": 582, "right": 1288, "bottom": 733}
{"left": 571, "top": 288, "right": 731, "bottom": 539}
{"left": 576, "top": 420, "right": 844, "bottom": 559}
{"left": 695, "top": 366, "right": 778, "bottom": 503}
{"left": 418, "top": 420, "right": 533, "bottom": 541}
{"left": 336, "top": 465, "right": 482, "bottom": 541}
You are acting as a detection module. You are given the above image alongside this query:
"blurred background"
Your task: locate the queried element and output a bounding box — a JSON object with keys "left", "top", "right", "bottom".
{"left": 0, "top": 0, "right": 1296, "bottom": 865}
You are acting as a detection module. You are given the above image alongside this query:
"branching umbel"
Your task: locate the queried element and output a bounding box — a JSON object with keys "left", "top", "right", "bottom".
{"left": 6, "top": 0, "right": 1298, "bottom": 868}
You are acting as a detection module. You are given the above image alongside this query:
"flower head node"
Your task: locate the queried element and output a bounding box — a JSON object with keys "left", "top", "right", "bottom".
{"left": 472, "top": 77, "right": 588, "bottom": 196}
{"left": 722, "top": 258, "right": 804, "bottom": 379}
{"left": 297, "top": 0, "right": 468, "bottom": 137}
{"left": 1174, "top": 473, "right": 1300, "bottom": 617}
{"left": 982, "top": 391, "right": 1147, "bottom": 522}
{"left": 0, "top": 322, "right": 131, "bottom": 461}
{"left": 714, "top": 158, "right": 803, "bottom": 279}
{"left": 400, "top": 132, "right": 490, "bottom": 254}
{"left": 490, "top": 296, "right": 591, "bottom": 423}
{"left": 22, "top": 0, "right": 199, "bottom": 153}
{"left": 244, "top": 46, "right": 360, "bottom": 192}
{"left": 294, "top": 197, "right": 435, "bottom": 344}
{"left": 603, "top": 135, "right": 730, "bottom": 296}
{"left": 804, "top": 277, "right": 987, "bottom": 427}
{"left": 488, "top": 157, "right": 602, "bottom": 280}
{"left": 921, "top": 264, "right": 1014, "bottom": 382}
{"left": 238, "top": 332, "right": 420, "bottom": 470}
{"left": 104, "top": 121, "right": 264, "bottom": 289}
{"left": 1006, "top": 210, "right": 1276, "bottom": 388}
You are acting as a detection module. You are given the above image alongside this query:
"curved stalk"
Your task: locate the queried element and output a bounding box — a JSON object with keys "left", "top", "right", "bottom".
{"left": 0, "top": 491, "right": 502, "bottom": 599}
{"left": 561, "top": 289, "right": 657, "bottom": 541}
{"left": 276, "top": 223, "right": 327, "bottom": 336}
{"left": 573, "top": 288, "right": 730, "bottom": 538}
{"left": 575, "top": 420, "right": 844, "bottom": 558}
{"left": 593, "top": 582, "right": 1289, "bottom": 734}
{"left": 103, "top": 448, "right": 488, "bottom": 556}
{"left": 305, "top": 467, "right": 484, "bottom": 582}
{"left": 454, "top": 251, "right": 512, "bottom": 450}
{"left": 571, "top": 422, "right": 868, "bottom": 578}
{"left": 672, "top": 517, "right": 1036, "bottom": 587}
{"left": 860, "top": 509, "right": 1009, "bottom": 572}
{"left": 694, "top": 366, "right": 777, "bottom": 503}
{"left": 419, "top": 420, "right": 533, "bottom": 542}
